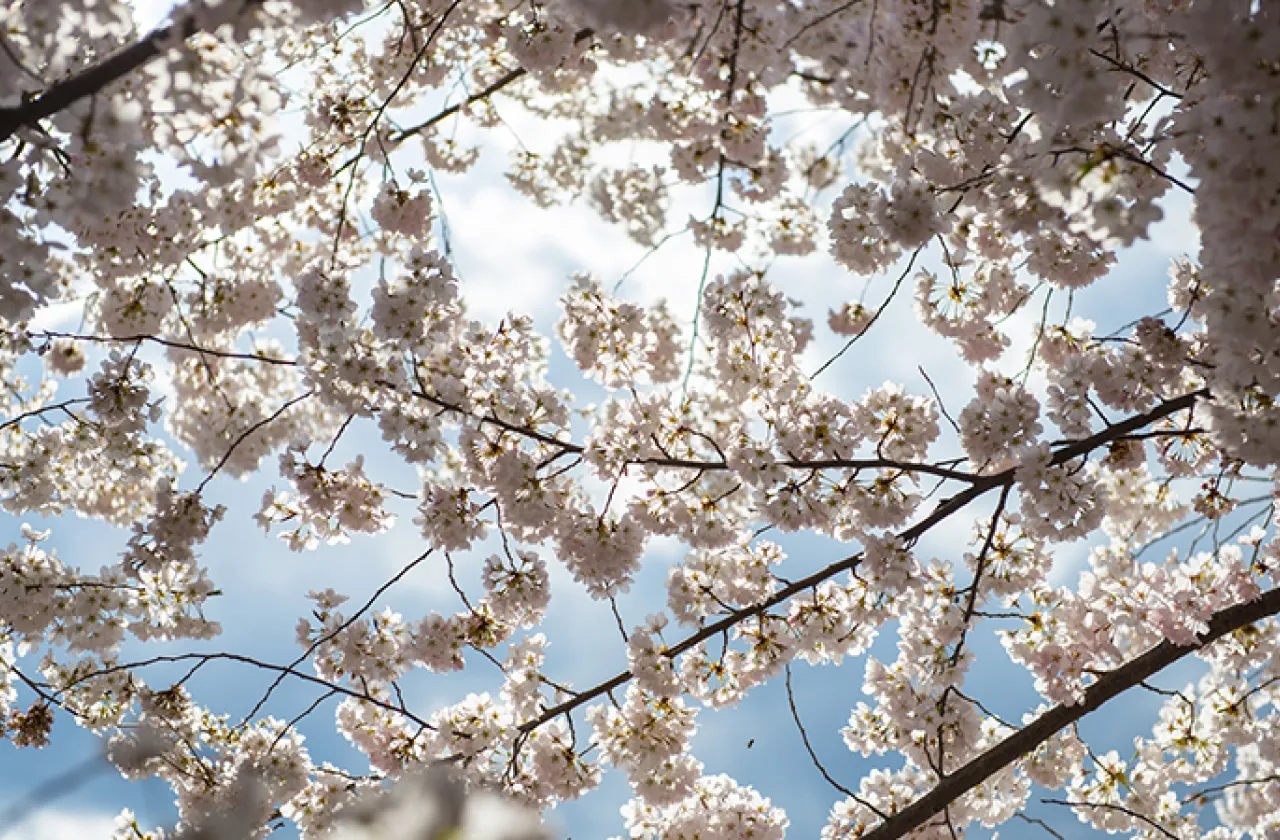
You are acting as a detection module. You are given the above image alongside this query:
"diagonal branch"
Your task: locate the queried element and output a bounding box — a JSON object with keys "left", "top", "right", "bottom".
{"left": 0, "top": 2, "right": 261, "bottom": 143}
{"left": 785, "top": 664, "right": 875, "bottom": 809}
{"left": 860, "top": 585, "right": 1280, "bottom": 840}
{"left": 1040, "top": 798, "right": 1179, "bottom": 840}
{"left": 244, "top": 548, "right": 436, "bottom": 722}
{"left": 519, "top": 390, "right": 1210, "bottom": 733}
{"left": 949, "top": 483, "right": 1013, "bottom": 665}
{"left": 388, "top": 27, "right": 594, "bottom": 143}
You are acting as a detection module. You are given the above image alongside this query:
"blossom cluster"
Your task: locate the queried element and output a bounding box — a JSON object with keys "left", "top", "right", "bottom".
{"left": 1, "top": 0, "right": 1279, "bottom": 839}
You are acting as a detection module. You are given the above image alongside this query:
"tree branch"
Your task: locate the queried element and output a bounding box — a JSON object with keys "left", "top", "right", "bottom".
{"left": 0, "top": 3, "right": 262, "bottom": 143}
{"left": 860, "top": 585, "right": 1280, "bottom": 840}
{"left": 66, "top": 651, "right": 436, "bottom": 731}
{"left": 403, "top": 383, "right": 980, "bottom": 481}
{"left": 388, "top": 28, "right": 594, "bottom": 143}
{"left": 516, "top": 389, "right": 1210, "bottom": 733}
{"left": 31, "top": 330, "right": 295, "bottom": 365}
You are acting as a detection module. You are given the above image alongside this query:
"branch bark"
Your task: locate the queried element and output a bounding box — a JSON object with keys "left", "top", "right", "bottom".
{"left": 861, "top": 585, "right": 1280, "bottom": 840}
{"left": 0, "top": 21, "right": 182, "bottom": 143}
{"left": 0, "top": 3, "right": 260, "bottom": 144}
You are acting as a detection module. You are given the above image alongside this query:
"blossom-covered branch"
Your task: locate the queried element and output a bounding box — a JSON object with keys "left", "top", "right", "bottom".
{"left": 2, "top": 0, "right": 1279, "bottom": 837}
{"left": 862, "top": 586, "right": 1280, "bottom": 840}
{"left": 0, "top": 1, "right": 263, "bottom": 144}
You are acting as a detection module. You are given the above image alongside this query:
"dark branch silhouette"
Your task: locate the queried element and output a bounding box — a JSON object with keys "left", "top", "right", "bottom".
{"left": 0, "top": 2, "right": 263, "bottom": 144}
{"left": 518, "top": 389, "right": 1210, "bottom": 732}
{"left": 862, "top": 585, "right": 1280, "bottom": 840}
{"left": 388, "top": 28, "right": 595, "bottom": 143}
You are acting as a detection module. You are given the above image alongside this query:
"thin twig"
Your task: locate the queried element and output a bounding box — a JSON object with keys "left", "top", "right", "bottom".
{"left": 389, "top": 29, "right": 594, "bottom": 142}
{"left": 784, "top": 664, "right": 875, "bottom": 808}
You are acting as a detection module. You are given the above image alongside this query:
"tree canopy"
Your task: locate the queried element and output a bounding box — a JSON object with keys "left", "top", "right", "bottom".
{"left": 1, "top": 0, "right": 1279, "bottom": 838}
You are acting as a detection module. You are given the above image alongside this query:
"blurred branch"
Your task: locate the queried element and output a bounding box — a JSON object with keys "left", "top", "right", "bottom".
{"left": 0, "top": 2, "right": 263, "bottom": 143}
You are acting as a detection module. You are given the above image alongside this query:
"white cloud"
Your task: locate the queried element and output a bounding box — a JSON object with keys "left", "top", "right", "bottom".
{"left": 9, "top": 810, "right": 119, "bottom": 840}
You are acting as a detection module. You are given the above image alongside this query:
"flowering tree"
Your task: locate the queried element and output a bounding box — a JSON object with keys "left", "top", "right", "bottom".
{"left": 2, "top": 0, "right": 1279, "bottom": 837}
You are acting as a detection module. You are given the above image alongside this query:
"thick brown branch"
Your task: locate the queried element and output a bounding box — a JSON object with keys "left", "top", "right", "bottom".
{"left": 0, "top": 3, "right": 261, "bottom": 143}
{"left": 861, "top": 585, "right": 1280, "bottom": 840}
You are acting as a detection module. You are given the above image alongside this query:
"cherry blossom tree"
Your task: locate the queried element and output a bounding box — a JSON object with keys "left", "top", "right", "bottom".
{"left": 2, "top": 0, "right": 1279, "bottom": 837}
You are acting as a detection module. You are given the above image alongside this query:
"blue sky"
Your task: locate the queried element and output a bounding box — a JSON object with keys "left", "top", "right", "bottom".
{"left": 1, "top": 3, "right": 1261, "bottom": 839}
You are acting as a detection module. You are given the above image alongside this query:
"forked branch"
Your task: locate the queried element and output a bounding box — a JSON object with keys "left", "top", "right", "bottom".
{"left": 518, "top": 389, "right": 1211, "bottom": 732}
{"left": 860, "top": 586, "right": 1280, "bottom": 840}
